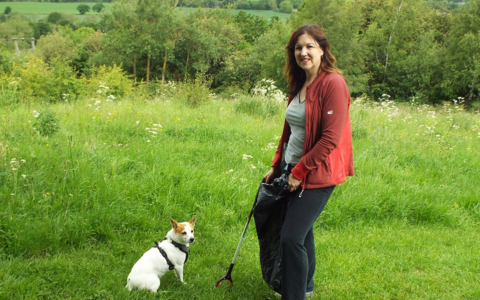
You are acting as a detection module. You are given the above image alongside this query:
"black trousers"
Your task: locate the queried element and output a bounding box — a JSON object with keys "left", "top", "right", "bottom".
{"left": 280, "top": 185, "right": 335, "bottom": 300}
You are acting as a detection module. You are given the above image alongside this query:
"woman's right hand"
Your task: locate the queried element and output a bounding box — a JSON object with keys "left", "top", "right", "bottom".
{"left": 264, "top": 166, "right": 279, "bottom": 184}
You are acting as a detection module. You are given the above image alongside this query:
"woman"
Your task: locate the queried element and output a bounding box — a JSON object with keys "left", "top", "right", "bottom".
{"left": 264, "top": 24, "right": 354, "bottom": 299}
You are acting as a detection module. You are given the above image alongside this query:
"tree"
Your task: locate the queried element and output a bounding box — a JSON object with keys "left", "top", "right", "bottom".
{"left": 92, "top": 3, "right": 105, "bottom": 13}
{"left": 31, "top": 21, "right": 53, "bottom": 40}
{"left": 101, "top": 0, "right": 143, "bottom": 79}
{"left": 0, "top": 13, "right": 34, "bottom": 39}
{"left": 77, "top": 4, "right": 91, "bottom": 15}
{"left": 233, "top": 11, "right": 269, "bottom": 44}
{"left": 295, "top": 0, "right": 368, "bottom": 96}
{"left": 259, "top": 0, "right": 278, "bottom": 10}
{"left": 4, "top": 6, "right": 11, "bottom": 15}
{"left": 174, "top": 9, "right": 242, "bottom": 85}
{"left": 444, "top": 0, "right": 480, "bottom": 104}
{"left": 36, "top": 30, "right": 77, "bottom": 63}
{"left": 47, "top": 12, "right": 62, "bottom": 23}
{"left": 279, "top": 0, "right": 293, "bottom": 13}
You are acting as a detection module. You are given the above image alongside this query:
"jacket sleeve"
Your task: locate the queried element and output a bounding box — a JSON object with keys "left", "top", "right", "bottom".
{"left": 291, "top": 75, "right": 350, "bottom": 181}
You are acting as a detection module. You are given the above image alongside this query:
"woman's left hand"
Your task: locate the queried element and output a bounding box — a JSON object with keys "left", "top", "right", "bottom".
{"left": 287, "top": 173, "right": 302, "bottom": 192}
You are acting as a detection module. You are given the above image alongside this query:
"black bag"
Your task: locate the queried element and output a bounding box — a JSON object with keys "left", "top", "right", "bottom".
{"left": 253, "top": 173, "right": 291, "bottom": 293}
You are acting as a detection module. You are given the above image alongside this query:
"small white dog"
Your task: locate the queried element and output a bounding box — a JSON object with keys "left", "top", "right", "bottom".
{"left": 126, "top": 216, "right": 196, "bottom": 292}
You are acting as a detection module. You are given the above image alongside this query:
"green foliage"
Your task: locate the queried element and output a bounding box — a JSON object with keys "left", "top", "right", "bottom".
{"left": 92, "top": 2, "right": 105, "bottom": 13}
{"left": 35, "top": 30, "right": 77, "bottom": 63}
{"left": 2, "top": 0, "right": 480, "bottom": 106}
{"left": 0, "top": 43, "right": 12, "bottom": 74}
{"left": 183, "top": 73, "right": 214, "bottom": 107}
{"left": 31, "top": 21, "right": 53, "bottom": 40}
{"left": 279, "top": 0, "right": 293, "bottom": 13}
{"left": 248, "top": 21, "right": 290, "bottom": 92}
{"left": 4, "top": 5, "right": 11, "bottom": 14}
{"left": 233, "top": 78, "right": 285, "bottom": 115}
{"left": 32, "top": 109, "right": 60, "bottom": 136}
{"left": 47, "top": 11, "right": 62, "bottom": 23}
{"left": 0, "top": 56, "right": 79, "bottom": 103}
{"left": 57, "top": 19, "right": 75, "bottom": 29}
{"left": 85, "top": 64, "right": 132, "bottom": 97}
{"left": 77, "top": 4, "right": 91, "bottom": 15}
{"left": 443, "top": 0, "right": 480, "bottom": 105}
{"left": 234, "top": 11, "right": 270, "bottom": 44}
{"left": 0, "top": 12, "right": 34, "bottom": 41}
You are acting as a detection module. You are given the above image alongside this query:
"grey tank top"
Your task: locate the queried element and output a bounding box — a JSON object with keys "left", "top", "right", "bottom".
{"left": 285, "top": 93, "right": 306, "bottom": 165}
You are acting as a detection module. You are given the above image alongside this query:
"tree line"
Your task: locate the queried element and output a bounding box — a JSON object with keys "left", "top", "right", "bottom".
{"left": 1, "top": 0, "right": 480, "bottom": 106}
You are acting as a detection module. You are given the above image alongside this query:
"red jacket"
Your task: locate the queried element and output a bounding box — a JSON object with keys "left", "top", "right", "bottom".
{"left": 272, "top": 71, "right": 354, "bottom": 189}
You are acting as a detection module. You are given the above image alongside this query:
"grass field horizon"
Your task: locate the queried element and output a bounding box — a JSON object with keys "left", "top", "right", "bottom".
{"left": 0, "top": 2, "right": 291, "bottom": 19}
{"left": 1, "top": 88, "right": 479, "bottom": 299}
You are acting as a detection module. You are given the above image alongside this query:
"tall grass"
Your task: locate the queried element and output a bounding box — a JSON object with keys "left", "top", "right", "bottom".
{"left": 0, "top": 91, "right": 479, "bottom": 299}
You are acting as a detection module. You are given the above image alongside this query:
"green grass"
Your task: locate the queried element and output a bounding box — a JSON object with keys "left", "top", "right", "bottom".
{"left": 0, "top": 2, "right": 111, "bottom": 15}
{"left": 0, "top": 90, "right": 479, "bottom": 299}
{"left": 0, "top": 2, "right": 290, "bottom": 19}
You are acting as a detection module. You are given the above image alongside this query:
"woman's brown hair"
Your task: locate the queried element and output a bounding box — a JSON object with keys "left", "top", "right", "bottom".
{"left": 285, "top": 24, "right": 343, "bottom": 96}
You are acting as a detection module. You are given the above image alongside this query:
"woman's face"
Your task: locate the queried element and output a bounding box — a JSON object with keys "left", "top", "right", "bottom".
{"left": 295, "top": 33, "right": 324, "bottom": 76}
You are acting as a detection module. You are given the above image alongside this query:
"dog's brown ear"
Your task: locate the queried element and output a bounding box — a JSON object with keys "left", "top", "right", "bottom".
{"left": 189, "top": 215, "right": 196, "bottom": 227}
{"left": 170, "top": 217, "right": 178, "bottom": 229}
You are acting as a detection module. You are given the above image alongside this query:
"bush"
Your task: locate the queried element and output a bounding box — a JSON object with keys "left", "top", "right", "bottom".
{"left": 0, "top": 45, "right": 13, "bottom": 74}
{"left": 3, "top": 56, "right": 80, "bottom": 103}
{"left": 32, "top": 109, "right": 60, "bottom": 136}
{"left": 85, "top": 64, "right": 133, "bottom": 98}
{"left": 183, "top": 73, "right": 214, "bottom": 108}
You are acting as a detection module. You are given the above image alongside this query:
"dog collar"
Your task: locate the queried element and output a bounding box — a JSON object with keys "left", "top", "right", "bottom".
{"left": 163, "top": 238, "right": 190, "bottom": 263}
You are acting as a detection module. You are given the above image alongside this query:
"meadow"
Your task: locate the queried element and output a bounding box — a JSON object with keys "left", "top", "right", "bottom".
{"left": 0, "top": 86, "right": 479, "bottom": 299}
{"left": 0, "top": 2, "right": 291, "bottom": 19}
